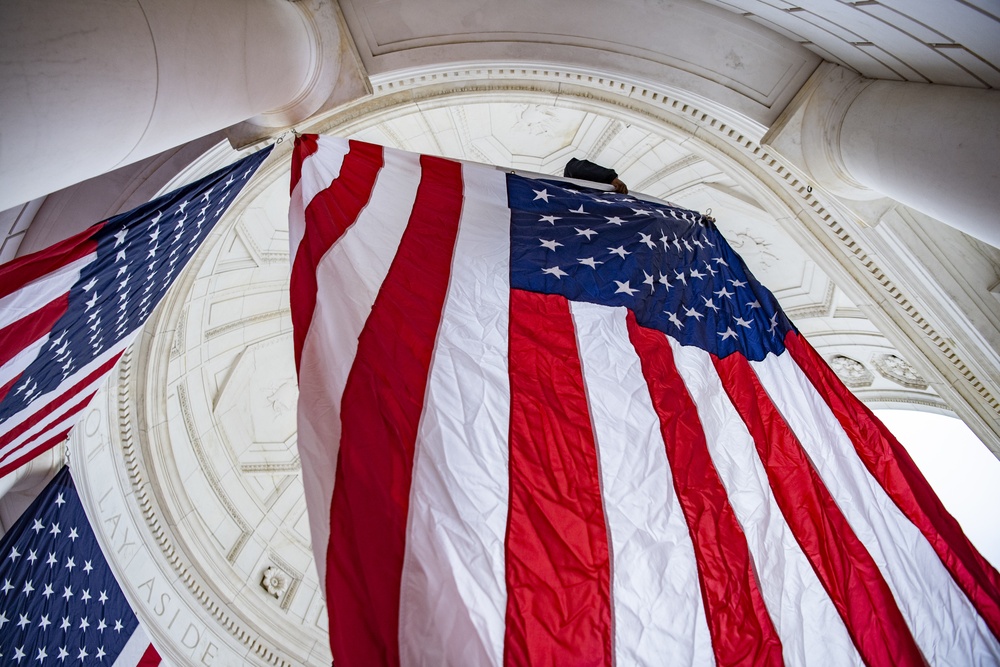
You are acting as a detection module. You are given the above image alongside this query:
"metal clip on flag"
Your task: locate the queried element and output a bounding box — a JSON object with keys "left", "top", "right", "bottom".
{"left": 289, "top": 135, "right": 1000, "bottom": 666}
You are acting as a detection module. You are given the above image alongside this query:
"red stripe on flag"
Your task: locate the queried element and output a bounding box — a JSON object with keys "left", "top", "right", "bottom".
{"left": 289, "top": 133, "right": 320, "bottom": 195}
{"left": 0, "top": 352, "right": 123, "bottom": 454}
{"left": 504, "top": 289, "right": 613, "bottom": 667}
{"left": 0, "top": 292, "right": 70, "bottom": 369}
{"left": 784, "top": 331, "right": 1000, "bottom": 640}
{"left": 625, "top": 315, "right": 783, "bottom": 667}
{"left": 0, "top": 387, "right": 99, "bottom": 476}
{"left": 0, "top": 424, "right": 74, "bottom": 478}
{"left": 0, "top": 223, "right": 100, "bottom": 301}
{"left": 326, "top": 155, "right": 464, "bottom": 667}
{"left": 713, "top": 351, "right": 926, "bottom": 666}
{"left": 136, "top": 643, "right": 162, "bottom": 666}
{"left": 290, "top": 140, "right": 383, "bottom": 372}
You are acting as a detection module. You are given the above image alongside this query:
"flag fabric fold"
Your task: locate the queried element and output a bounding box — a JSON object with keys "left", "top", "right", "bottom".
{"left": 289, "top": 134, "right": 1000, "bottom": 666}
{"left": 0, "top": 145, "right": 273, "bottom": 477}
{"left": 0, "top": 466, "right": 162, "bottom": 665}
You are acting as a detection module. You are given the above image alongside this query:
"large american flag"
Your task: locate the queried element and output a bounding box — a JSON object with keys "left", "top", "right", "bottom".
{"left": 0, "top": 466, "right": 161, "bottom": 665}
{"left": 0, "top": 145, "right": 272, "bottom": 477}
{"left": 289, "top": 135, "right": 1000, "bottom": 666}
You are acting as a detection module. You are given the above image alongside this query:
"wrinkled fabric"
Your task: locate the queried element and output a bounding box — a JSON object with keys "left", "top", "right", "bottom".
{"left": 289, "top": 135, "right": 1000, "bottom": 667}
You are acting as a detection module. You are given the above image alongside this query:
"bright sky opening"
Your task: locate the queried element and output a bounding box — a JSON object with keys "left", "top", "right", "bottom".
{"left": 877, "top": 409, "right": 1000, "bottom": 570}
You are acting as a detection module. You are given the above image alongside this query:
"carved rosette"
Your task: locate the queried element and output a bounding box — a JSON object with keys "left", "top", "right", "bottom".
{"left": 261, "top": 566, "right": 289, "bottom": 600}
{"left": 828, "top": 355, "right": 874, "bottom": 388}
{"left": 872, "top": 353, "right": 928, "bottom": 390}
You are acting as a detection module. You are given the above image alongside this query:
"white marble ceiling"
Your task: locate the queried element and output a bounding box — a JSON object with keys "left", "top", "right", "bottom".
{"left": 702, "top": 0, "right": 1000, "bottom": 88}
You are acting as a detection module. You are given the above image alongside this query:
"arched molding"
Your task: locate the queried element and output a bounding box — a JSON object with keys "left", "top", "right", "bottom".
{"left": 335, "top": 0, "right": 821, "bottom": 127}
{"left": 110, "top": 165, "right": 323, "bottom": 665}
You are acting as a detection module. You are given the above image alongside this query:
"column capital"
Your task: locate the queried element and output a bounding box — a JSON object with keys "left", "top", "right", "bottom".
{"left": 765, "top": 63, "right": 1000, "bottom": 247}
{"left": 0, "top": 0, "right": 370, "bottom": 211}
{"left": 762, "top": 63, "right": 879, "bottom": 201}
{"left": 227, "top": 0, "right": 372, "bottom": 147}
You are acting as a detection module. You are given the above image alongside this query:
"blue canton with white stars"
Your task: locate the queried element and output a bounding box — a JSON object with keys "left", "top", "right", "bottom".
{"left": 0, "top": 145, "right": 273, "bottom": 425}
{"left": 0, "top": 467, "right": 139, "bottom": 664}
{"left": 508, "top": 175, "right": 794, "bottom": 361}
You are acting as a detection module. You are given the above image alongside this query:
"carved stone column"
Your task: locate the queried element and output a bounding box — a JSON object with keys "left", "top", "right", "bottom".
{"left": 763, "top": 63, "right": 1000, "bottom": 248}
{"left": 0, "top": 0, "right": 369, "bottom": 211}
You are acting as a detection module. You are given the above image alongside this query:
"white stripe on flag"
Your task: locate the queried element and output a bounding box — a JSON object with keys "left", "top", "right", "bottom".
{"left": 570, "top": 302, "right": 715, "bottom": 667}
{"left": 0, "top": 333, "right": 49, "bottom": 389}
{"left": 288, "top": 136, "right": 350, "bottom": 264}
{"left": 0, "top": 254, "right": 91, "bottom": 328}
{"left": 670, "top": 340, "right": 866, "bottom": 666}
{"left": 753, "top": 351, "right": 1000, "bottom": 663}
{"left": 295, "top": 145, "right": 422, "bottom": 588}
{"left": 112, "top": 623, "right": 155, "bottom": 666}
{"left": 399, "top": 164, "right": 511, "bottom": 667}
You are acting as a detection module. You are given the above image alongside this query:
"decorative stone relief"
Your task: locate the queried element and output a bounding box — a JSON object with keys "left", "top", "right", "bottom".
{"left": 872, "top": 354, "right": 928, "bottom": 390}
{"left": 828, "top": 355, "right": 874, "bottom": 388}
{"left": 213, "top": 334, "right": 299, "bottom": 458}
{"left": 590, "top": 119, "right": 623, "bottom": 158}
{"left": 727, "top": 230, "right": 778, "bottom": 268}
{"left": 492, "top": 103, "right": 584, "bottom": 158}
{"left": 261, "top": 566, "right": 289, "bottom": 600}
{"left": 513, "top": 103, "right": 559, "bottom": 135}
{"left": 267, "top": 380, "right": 298, "bottom": 416}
